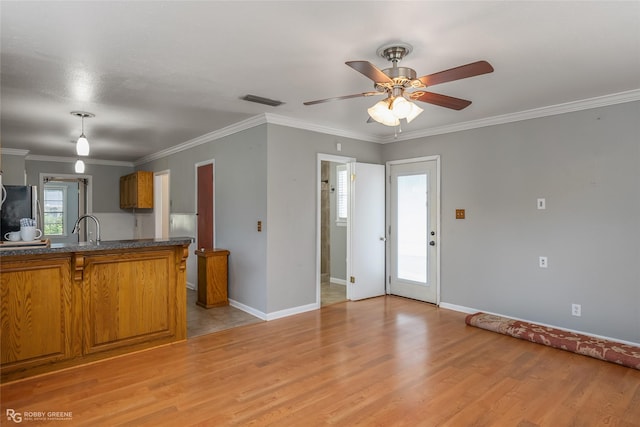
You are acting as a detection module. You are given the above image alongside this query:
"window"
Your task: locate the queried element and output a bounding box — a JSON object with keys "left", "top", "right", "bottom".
{"left": 43, "top": 185, "right": 66, "bottom": 236}
{"left": 336, "top": 164, "right": 348, "bottom": 226}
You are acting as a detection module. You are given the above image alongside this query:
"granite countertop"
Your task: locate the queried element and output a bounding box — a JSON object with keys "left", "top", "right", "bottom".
{"left": 0, "top": 237, "right": 194, "bottom": 257}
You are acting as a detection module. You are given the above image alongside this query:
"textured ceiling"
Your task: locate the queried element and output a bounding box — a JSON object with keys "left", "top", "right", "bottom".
{"left": 1, "top": 1, "right": 639, "bottom": 162}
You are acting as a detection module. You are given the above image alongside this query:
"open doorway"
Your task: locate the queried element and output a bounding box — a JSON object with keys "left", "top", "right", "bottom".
{"left": 154, "top": 170, "right": 170, "bottom": 239}
{"left": 318, "top": 155, "right": 352, "bottom": 306}
{"left": 317, "top": 156, "right": 386, "bottom": 306}
{"left": 40, "top": 174, "right": 91, "bottom": 243}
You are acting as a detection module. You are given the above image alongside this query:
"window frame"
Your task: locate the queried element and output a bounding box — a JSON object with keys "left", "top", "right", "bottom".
{"left": 43, "top": 184, "right": 68, "bottom": 237}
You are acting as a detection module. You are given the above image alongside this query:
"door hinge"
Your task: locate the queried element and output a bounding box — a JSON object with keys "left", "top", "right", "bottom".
{"left": 351, "top": 174, "right": 356, "bottom": 182}
{"left": 388, "top": 276, "right": 391, "bottom": 284}
{"left": 350, "top": 276, "right": 355, "bottom": 284}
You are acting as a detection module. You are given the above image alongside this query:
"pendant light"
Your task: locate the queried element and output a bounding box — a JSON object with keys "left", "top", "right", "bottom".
{"left": 74, "top": 159, "right": 85, "bottom": 173}
{"left": 71, "top": 111, "right": 94, "bottom": 156}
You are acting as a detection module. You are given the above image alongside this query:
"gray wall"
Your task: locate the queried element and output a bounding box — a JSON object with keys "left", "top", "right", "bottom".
{"left": 1, "top": 153, "right": 26, "bottom": 184}
{"left": 25, "top": 159, "right": 133, "bottom": 213}
{"left": 139, "top": 125, "right": 269, "bottom": 313}
{"left": 265, "top": 124, "right": 382, "bottom": 313}
{"left": 382, "top": 101, "right": 640, "bottom": 343}
{"left": 140, "top": 123, "right": 382, "bottom": 315}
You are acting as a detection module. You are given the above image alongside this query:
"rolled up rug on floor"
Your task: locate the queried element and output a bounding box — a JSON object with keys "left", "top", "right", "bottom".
{"left": 465, "top": 312, "right": 640, "bottom": 370}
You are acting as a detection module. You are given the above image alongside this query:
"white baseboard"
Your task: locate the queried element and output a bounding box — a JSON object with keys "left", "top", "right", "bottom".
{"left": 186, "top": 282, "right": 196, "bottom": 291}
{"left": 439, "top": 301, "right": 640, "bottom": 347}
{"left": 330, "top": 277, "right": 347, "bottom": 286}
{"left": 438, "top": 302, "right": 477, "bottom": 314}
{"left": 228, "top": 299, "right": 320, "bottom": 322}
{"left": 266, "top": 302, "right": 319, "bottom": 321}
{"left": 229, "top": 299, "right": 266, "bottom": 321}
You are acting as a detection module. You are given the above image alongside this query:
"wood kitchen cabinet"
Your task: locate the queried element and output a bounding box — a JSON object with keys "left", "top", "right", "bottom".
{"left": 0, "top": 241, "right": 189, "bottom": 383}
{"left": 81, "top": 248, "right": 179, "bottom": 355}
{"left": 120, "top": 171, "right": 154, "bottom": 209}
{"left": 0, "top": 256, "right": 78, "bottom": 373}
{"left": 196, "top": 248, "right": 230, "bottom": 308}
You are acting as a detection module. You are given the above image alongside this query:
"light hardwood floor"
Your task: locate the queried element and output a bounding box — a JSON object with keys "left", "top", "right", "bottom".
{"left": 2, "top": 296, "right": 638, "bottom": 426}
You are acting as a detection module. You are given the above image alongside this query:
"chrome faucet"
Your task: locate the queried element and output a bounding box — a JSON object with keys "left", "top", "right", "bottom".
{"left": 72, "top": 214, "right": 101, "bottom": 242}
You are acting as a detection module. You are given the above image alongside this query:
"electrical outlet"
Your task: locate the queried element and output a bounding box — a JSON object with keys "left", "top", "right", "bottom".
{"left": 537, "top": 198, "right": 546, "bottom": 210}
{"left": 572, "top": 304, "right": 581, "bottom": 317}
{"left": 539, "top": 256, "right": 548, "bottom": 268}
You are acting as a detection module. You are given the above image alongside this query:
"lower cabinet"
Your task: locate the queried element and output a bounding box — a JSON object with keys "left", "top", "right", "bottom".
{"left": 0, "top": 256, "right": 77, "bottom": 372}
{"left": 0, "top": 245, "right": 187, "bottom": 383}
{"left": 82, "top": 249, "right": 177, "bottom": 355}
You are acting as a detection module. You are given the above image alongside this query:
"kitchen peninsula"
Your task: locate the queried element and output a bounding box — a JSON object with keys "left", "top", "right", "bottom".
{"left": 0, "top": 237, "right": 192, "bottom": 383}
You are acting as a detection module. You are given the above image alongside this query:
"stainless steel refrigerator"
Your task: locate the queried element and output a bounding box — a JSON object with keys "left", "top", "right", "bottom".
{"left": 1, "top": 185, "right": 41, "bottom": 240}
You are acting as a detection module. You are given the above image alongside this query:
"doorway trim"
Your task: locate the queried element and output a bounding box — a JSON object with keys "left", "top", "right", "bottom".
{"left": 39, "top": 173, "right": 92, "bottom": 242}
{"left": 154, "top": 170, "right": 170, "bottom": 239}
{"left": 385, "top": 155, "right": 441, "bottom": 305}
{"left": 194, "top": 159, "right": 215, "bottom": 249}
{"left": 316, "top": 153, "right": 355, "bottom": 307}
{"left": 39, "top": 173, "right": 93, "bottom": 214}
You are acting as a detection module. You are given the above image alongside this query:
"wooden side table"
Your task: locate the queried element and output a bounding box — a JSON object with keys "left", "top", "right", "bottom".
{"left": 195, "top": 248, "right": 230, "bottom": 308}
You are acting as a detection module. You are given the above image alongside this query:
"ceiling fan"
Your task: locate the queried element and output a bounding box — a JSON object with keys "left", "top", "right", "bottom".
{"left": 304, "top": 42, "right": 494, "bottom": 127}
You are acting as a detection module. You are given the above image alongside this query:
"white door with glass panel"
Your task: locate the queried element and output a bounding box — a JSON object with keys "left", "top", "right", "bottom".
{"left": 389, "top": 158, "right": 439, "bottom": 303}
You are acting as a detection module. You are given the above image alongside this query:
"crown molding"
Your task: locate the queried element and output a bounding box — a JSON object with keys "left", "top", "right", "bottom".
{"left": 134, "top": 113, "right": 375, "bottom": 165}
{"left": 25, "top": 154, "right": 134, "bottom": 167}
{"left": 1, "top": 148, "right": 30, "bottom": 156}
{"left": 134, "top": 114, "right": 269, "bottom": 166}
{"left": 264, "top": 113, "right": 375, "bottom": 142}
{"left": 384, "top": 89, "right": 640, "bottom": 144}
{"left": 133, "top": 88, "right": 639, "bottom": 164}
{"left": 4, "top": 90, "right": 638, "bottom": 166}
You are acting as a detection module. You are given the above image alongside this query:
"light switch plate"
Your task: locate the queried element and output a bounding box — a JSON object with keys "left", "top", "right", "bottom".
{"left": 455, "top": 209, "right": 465, "bottom": 219}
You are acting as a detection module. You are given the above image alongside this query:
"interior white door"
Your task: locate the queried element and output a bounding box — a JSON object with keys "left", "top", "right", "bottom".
{"left": 389, "top": 159, "right": 439, "bottom": 303}
{"left": 348, "top": 162, "right": 386, "bottom": 301}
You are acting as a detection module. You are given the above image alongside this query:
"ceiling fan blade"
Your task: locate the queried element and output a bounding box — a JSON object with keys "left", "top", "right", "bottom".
{"left": 303, "top": 91, "right": 383, "bottom": 106}
{"left": 346, "top": 61, "right": 392, "bottom": 83}
{"left": 418, "top": 60, "right": 494, "bottom": 87}
{"left": 409, "top": 91, "right": 472, "bottom": 110}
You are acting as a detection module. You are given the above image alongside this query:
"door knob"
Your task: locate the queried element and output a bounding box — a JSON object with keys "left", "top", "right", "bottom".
{"left": 429, "top": 241, "right": 436, "bottom": 246}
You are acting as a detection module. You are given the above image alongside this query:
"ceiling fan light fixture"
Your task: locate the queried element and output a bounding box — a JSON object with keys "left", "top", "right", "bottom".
{"left": 390, "top": 96, "right": 412, "bottom": 119}
{"left": 405, "top": 102, "right": 424, "bottom": 123}
{"left": 367, "top": 99, "right": 400, "bottom": 127}
{"left": 74, "top": 159, "right": 85, "bottom": 174}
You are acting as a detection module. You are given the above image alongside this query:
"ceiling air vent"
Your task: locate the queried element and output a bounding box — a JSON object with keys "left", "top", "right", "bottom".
{"left": 241, "top": 94, "right": 284, "bottom": 107}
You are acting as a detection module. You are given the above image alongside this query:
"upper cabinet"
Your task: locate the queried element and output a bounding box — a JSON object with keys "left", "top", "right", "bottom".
{"left": 120, "top": 171, "right": 154, "bottom": 209}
